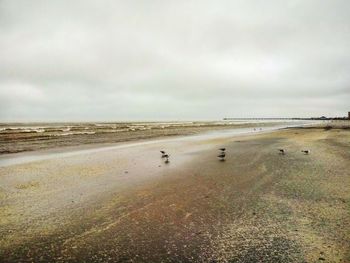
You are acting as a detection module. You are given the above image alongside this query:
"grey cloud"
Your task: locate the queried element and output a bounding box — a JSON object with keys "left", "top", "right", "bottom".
{"left": 0, "top": 0, "right": 349, "bottom": 121}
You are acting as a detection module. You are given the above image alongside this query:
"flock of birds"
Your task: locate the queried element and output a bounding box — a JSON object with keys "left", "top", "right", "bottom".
{"left": 160, "top": 147, "right": 310, "bottom": 164}
{"left": 278, "top": 149, "right": 310, "bottom": 155}
{"left": 160, "top": 147, "right": 228, "bottom": 163}
{"left": 159, "top": 126, "right": 310, "bottom": 163}
{"left": 217, "top": 147, "right": 310, "bottom": 160}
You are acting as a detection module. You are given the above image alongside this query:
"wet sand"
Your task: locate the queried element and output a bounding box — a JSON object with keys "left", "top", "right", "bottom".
{"left": 0, "top": 125, "right": 349, "bottom": 262}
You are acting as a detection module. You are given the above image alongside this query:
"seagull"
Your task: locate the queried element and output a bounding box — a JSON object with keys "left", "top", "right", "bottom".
{"left": 278, "top": 149, "right": 285, "bottom": 155}
{"left": 217, "top": 152, "right": 226, "bottom": 161}
{"left": 163, "top": 154, "right": 170, "bottom": 163}
{"left": 219, "top": 148, "right": 226, "bottom": 151}
{"left": 301, "top": 150, "right": 310, "bottom": 155}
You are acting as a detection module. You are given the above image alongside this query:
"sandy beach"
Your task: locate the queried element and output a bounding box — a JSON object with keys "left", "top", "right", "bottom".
{"left": 0, "top": 124, "right": 349, "bottom": 262}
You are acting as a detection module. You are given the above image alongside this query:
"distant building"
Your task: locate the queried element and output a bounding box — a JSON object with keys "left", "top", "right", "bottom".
{"left": 348, "top": 112, "right": 350, "bottom": 119}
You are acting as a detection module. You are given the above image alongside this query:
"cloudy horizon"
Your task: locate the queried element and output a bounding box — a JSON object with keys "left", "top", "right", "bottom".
{"left": 1, "top": 0, "right": 349, "bottom": 122}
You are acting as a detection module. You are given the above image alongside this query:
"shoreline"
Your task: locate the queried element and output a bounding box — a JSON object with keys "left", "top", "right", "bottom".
{"left": 0, "top": 121, "right": 309, "bottom": 155}
{"left": 0, "top": 122, "right": 312, "bottom": 167}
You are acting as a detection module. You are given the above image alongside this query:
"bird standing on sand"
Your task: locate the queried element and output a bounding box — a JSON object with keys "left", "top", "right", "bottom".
{"left": 217, "top": 152, "right": 226, "bottom": 161}
{"left": 301, "top": 150, "right": 310, "bottom": 155}
{"left": 163, "top": 154, "right": 170, "bottom": 163}
{"left": 218, "top": 147, "right": 226, "bottom": 161}
{"left": 278, "top": 149, "right": 285, "bottom": 155}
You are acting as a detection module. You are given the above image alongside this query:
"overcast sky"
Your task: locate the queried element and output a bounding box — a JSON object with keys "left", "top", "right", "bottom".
{"left": 0, "top": 0, "right": 349, "bottom": 121}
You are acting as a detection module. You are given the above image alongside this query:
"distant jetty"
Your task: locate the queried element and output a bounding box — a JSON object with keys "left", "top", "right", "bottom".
{"left": 224, "top": 112, "right": 350, "bottom": 121}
